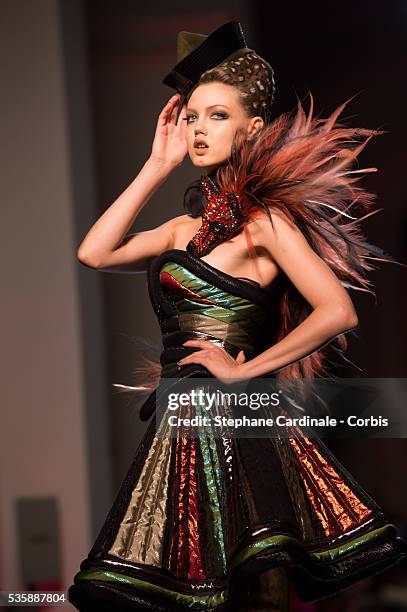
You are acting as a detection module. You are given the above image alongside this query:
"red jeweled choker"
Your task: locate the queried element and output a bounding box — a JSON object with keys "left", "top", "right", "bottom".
{"left": 186, "top": 176, "right": 244, "bottom": 257}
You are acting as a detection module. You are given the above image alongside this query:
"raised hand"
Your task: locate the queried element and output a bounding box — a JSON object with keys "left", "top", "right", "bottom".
{"left": 150, "top": 93, "right": 188, "bottom": 169}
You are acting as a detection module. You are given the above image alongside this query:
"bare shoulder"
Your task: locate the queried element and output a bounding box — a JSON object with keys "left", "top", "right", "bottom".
{"left": 169, "top": 213, "right": 197, "bottom": 227}
{"left": 170, "top": 213, "right": 201, "bottom": 247}
{"left": 247, "top": 207, "right": 307, "bottom": 253}
{"left": 156, "top": 213, "right": 196, "bottom": 245}
{"left": 164, "top": 213, "right": 198, "bottom": 233}
{"left": 159, "top": 213, "right": 191, "bottom": 232}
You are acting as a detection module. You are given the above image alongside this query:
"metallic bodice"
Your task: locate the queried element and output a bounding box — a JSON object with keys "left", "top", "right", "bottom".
{"left": 147, "top": 250, "right": 282, "bottom": 379}
{"left": 159, "top": 261, "right": 268, "bottom": 355}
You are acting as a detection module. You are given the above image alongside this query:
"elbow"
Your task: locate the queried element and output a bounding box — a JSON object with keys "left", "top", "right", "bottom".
{"left": 334, "top": 303, "right": 359, "bottom": 332}
{"left": 77, "top": 247, "right": 101, "bottom": 269}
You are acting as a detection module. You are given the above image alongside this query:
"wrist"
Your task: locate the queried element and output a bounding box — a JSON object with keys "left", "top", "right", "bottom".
{"left": 235, "top": 362, "right": 254, "bottom": 381}
{"left": 146, "top": 156, "right": 178, "bottom": 176}
{"left": 237, "top": 359, "right": 271, "bottom": 380}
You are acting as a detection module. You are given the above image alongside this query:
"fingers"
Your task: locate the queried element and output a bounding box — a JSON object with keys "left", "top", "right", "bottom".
{"left": 169, "top": 97, "right": 180, "bottom": 125}
{"left": 178, "top": 353, "right": 204, "bottom": 365}
{"left": 177, "top": 102, "right": 188, "bottom": 136}
{"left": 182, "top": 340, "right": 218, "bottom": 349}
{"left": 170, "top": 94, "right": 187, "bottom": 127}
{"left": 177, "top": 350, "right": 210, "bottom": 366}
{"left": 176, "top": 98, "right": 187, "bottom": 124}
{"left": 158, "top": 93, "right": 181, "bottom": 125}
{"left": 157, "top": 93, "right": 188, "bottom": 135}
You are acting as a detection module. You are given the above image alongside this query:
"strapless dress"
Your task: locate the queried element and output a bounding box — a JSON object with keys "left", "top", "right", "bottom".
{"left": 68, "top": 249, "right": 407, "bottom": 611}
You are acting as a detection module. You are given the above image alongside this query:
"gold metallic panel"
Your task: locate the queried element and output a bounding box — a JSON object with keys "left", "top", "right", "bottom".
{"left": 109, "top": 431, "right": 171, "bottom": 566}
{"left": 178, "top": 312, "right": 256, "bottom": 353}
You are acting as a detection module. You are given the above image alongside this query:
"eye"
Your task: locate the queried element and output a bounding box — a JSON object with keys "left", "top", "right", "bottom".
{"left": 185, "top": 111, "right": 229, "bottom": 124}
{"left": 212, "top": 112, "right": 228, "bottom": 119}
{"left": 186, "top": 113, "right": 197, "bottom": 124}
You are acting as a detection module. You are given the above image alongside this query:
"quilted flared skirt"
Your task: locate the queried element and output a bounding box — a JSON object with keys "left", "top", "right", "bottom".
{"left": 68, "top": 377, "right": 407, "bottom": 611}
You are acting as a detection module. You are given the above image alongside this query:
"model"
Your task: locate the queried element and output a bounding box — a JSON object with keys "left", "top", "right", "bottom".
{"left": 68, "top": 21, "right": 407, "bottom": 612}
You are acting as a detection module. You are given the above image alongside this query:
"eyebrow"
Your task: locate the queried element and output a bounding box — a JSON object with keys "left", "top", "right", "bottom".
{"left": 186, "top": 104, "right": 230, "bottom": 112}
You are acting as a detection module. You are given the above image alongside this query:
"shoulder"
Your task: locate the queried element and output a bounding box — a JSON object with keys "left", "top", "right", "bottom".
{"left": 168, "top": 213, "right": 201, "bottom": 234}
{"left": 160, "top": 213, "right": 197, "bottom": 234}
{"left": 165, "top": 213, "right": 201, "bottom": 246}
{"left": 248, "top": 206, "right": 307, "bottom": 251}
{"left": 167, "top": 213, "right": 197, "bottom": 227}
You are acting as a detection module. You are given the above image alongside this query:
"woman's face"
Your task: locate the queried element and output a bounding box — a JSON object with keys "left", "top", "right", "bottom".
{"left": 185, "top": 82, "right": 262, "bottom": 174}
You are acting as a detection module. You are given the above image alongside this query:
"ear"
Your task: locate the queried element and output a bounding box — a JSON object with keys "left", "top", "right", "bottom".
{"left": 247, "top": 116, "right": 264, "bottom": 139}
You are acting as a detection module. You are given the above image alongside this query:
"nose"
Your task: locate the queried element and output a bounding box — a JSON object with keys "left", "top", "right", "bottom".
{"left": 194, "top": 124, "right": 207, "bottom": 136}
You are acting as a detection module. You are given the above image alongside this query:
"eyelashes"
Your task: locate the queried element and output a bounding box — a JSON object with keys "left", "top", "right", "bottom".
{"left": 185, "top": 112, "right": 229, "bottom": 124}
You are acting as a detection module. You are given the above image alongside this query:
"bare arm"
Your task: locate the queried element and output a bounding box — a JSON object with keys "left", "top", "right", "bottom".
{"left": 78, "top": 93, "right": 188, "bottom": 272}
{"left": 78, "top": 159, "right": 177, "bottom": 272}
{"left": 239, "top": 211, "right": 359, "bottom": 378}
